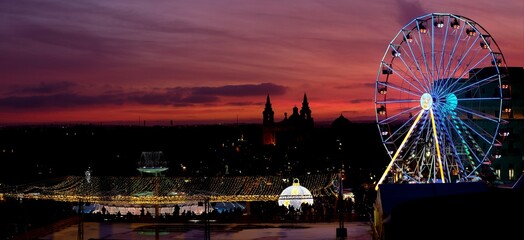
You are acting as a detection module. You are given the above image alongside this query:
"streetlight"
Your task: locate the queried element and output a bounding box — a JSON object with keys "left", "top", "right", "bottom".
{"left": 336, "top": 167, "right": 347, "bottom": 239}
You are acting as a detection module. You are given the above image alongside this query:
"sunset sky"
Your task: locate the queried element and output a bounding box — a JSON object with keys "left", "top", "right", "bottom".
{"left": 1, "top": 0, "right": 522, "bottom": 125}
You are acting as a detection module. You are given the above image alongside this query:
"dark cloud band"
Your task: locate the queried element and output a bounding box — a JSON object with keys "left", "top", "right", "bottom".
{"left": 0, "top": 82, "right": 287, "bottom": 110}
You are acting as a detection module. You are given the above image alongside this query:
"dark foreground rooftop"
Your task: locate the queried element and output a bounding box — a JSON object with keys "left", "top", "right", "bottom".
{"left": 373, "top": 182, "right": 524, "bottom": 240}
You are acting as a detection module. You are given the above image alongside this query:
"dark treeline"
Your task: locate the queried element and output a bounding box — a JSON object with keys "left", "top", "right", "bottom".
{"left": 0, "top": 121, "right": 388, "bottom": 189}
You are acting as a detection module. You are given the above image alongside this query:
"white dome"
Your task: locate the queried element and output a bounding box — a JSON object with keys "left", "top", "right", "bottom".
{"left": 278, "top": 178, "right": 313, "bottom": 209}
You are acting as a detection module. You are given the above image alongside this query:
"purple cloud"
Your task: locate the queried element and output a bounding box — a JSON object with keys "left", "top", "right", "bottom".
{"left": 0, "top": 93, "right": 124, "bottom": 109}
{"left": 8, "top": 81, "right": 77, "bottom": 95}
{"left": 0, "top": 82, "right": 287, "bottom": 110}
{"left": 394, "top": 0, "right": 427, "bottom": 25}
{"left": 191, "top": 83, "right": 287, "bottom": 96}
{"left": 349, "top": 98, "right": 372, "bottom": 104}
{"left": 336, "top": 82, "right": 375, "bottom": 89}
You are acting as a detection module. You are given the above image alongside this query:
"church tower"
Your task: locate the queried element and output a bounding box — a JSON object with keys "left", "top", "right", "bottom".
{"left": 300, "top": 93, "right": 314, "bottom": 127}
{"left": 263, "top": 94, "right": 274, "bottom": 125}
{"left": 262, "top": 94, "right": 276, "bottom": 145}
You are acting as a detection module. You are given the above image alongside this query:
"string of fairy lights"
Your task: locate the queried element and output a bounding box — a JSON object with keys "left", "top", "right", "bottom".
{"left": 0, "top": 173, "right": 339, "bottom": 205}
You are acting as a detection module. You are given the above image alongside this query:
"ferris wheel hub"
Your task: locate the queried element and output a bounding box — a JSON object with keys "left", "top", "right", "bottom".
{"left": 420, "top": 93, "right": 433, "bottom": 110}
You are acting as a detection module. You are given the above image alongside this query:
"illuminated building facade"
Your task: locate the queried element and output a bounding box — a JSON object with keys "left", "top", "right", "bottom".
{"left": 262, "top": 93, "right": 315, "bottom": 146}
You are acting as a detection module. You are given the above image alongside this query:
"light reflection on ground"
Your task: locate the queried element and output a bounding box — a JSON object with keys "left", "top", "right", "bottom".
{"left": 40, "top": 221, "right": 373, "bottom": 240}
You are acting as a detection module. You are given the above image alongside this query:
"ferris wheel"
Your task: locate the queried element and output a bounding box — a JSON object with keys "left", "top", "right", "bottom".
{"left": 374, "top": 13, "right": 510, "bottom": 189}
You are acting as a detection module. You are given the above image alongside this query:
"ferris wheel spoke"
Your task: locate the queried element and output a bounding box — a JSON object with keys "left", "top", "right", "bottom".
{"left": 375, "top": 110, "right": 425, "bottom": 190}
{"left": 400, "top": 34, "right": 432, "bottom": 91}
{"left": 378, "top": 105, "right": 420, "bottom": 125}
{"left": 456, "top": 97, "right": 502, "bottom": 101}
{"left": 439, "top": 16, "right": 462, "bottom": 83}
{"left": 376, "top": 99, "right": 419, "bottom": 105}
{"left": 429, "top": 109, "right": 446, "bottom": 182}
{"left": 453, "top": 52, "right": 493, "bottom": 91}
{"left": 398, "top": 54, "right": 429, "bottom": 92}
{"left": 468, "top": 68, "right": 500, "bottom": 83}
{"left": 414, "top": 21, "right": 433, "bottom": 91}
{"left": 444, "top": 118, "right": 486, "bottom": 168}
{"left": 436, "top": 16, "right": 455, "bottom": 82}
{"left": 454, "top": 118, "right": 497, "bottom": 148}
{"left": 428, "top": 16, "right": 439, "bottom": 79}
{"left": 430, "top": 16, "right": 438, "bottom": 83}
{"left": 456, "top": 135, "right": 485, "bottom": 167}
{"left": 441, "top": 28, "right": 465, "bottom": 91}
{"left": 452, "top": 48, "right": 483, "bottom": 82}
{"left": 382, "top": 112, "right": 421, "bottom": 143}
{"left": 446, "top": 34, "right": 482, "bottom": 83}
{"left": 446, "top": 116, "right": 489, "bottom": 158}
{"left": 377, "top": 80, "right": 424, "bottom": 97}
{"left": 403, "top": 52, "right": 429, "bottom": 92}
{"left": 440, "top": 118, "right": 467, "bottom": 172}
{"left": 455, "top": 105, "right": 500, "bottom": 123}
{"left": 464, "top": 118, "right": 499, "bottom": 143}
{"left": 445, "top": 72, "right": 499, "bottom": 96}
{"left": 389, "top": 50, "right": 430, "bottom": 93}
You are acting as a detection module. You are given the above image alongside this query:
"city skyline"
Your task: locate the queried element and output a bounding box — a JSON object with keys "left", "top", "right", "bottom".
{"left": 1, "top": 0, "right": 523, "bottom": 125}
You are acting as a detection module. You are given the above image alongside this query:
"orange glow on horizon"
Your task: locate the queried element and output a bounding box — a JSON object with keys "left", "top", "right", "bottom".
{"left": 0, "top": 100, "right": 376, "bottom": 126}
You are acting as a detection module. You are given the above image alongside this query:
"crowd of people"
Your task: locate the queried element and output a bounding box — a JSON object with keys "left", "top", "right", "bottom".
{"left": 80, "top": 195, "right": 369, "bottom": 224}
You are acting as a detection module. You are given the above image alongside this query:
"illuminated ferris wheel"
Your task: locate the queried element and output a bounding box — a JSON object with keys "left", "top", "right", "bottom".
{"left": 374, "top": 13, "right": 510, "bottom": 189}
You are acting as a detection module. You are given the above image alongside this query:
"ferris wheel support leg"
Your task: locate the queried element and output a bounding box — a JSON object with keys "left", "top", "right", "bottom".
{"left": 375, "top": 110, "right": 425, "bottom": 190}
{"left": 430, "top": 109, "right": 446, "bottom": 183}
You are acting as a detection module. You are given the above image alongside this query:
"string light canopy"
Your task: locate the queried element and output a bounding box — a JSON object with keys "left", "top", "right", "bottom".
{"left": 1, "top": 174, "right": 337, "bottom": 205}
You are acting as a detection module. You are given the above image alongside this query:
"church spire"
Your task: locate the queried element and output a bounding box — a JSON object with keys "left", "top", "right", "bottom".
{"left": 262, "top": 94, "right": 276, "bottom": 145}
{"left": 300, "top": 93, "right": 312, "bottom": 121}
{"left": 263, "top": 94, "right": 274, "bottom": 125}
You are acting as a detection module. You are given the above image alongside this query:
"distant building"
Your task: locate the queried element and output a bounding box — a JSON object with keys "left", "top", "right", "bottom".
{"left": 466, "top": 66, "right": 524, "bottom": 183}
{"left": 262, "top": 93, "right": 314, "bottom": 146}
{"left": 493, "top": 66, "right": 524, "bottom": 182}
{"left": 331, "top": 114, "right": 352, "bottom": 129}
